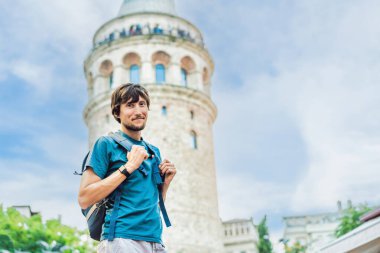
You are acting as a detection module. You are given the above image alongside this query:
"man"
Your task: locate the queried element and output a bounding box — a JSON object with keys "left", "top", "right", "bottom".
{"left": 78, "top": 83, "right": 176, "bottom": 253}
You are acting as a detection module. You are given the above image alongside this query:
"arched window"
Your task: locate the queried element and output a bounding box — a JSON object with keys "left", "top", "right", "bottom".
{"left": 180, "top": 56, "right": 196, "bottom": 87}
{"left": 109, "top": 71, "right": 113, "bottom": 87}
{"left": 130, "top": 64, "right": 140, "bottom": 83}
{"left": 152, "top": 51, "right": 170, "bottom": 84}
{"left": 190, "top": 131, "right": 197, "bottom": 149}
{"left": 162, "top": 106, "right": 167, "bottom": 116}
{"left": 203, "top": 67, "right": 210, "bottom": 84}
{"left": 155, "top": 64, "right": 165, "bottom": 84}
{"left": 181, "top": 68, "right": 187, "bottom": 86}
{"left": 99, "top": 60, "right": 113, "bottom": 88}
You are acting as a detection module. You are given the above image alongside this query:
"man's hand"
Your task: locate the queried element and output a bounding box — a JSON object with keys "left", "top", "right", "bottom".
{"left": 159, "top": 159, "right": 176, "bottom": 185}
{"left": 126, "top": 145, "right": 149, "bottom": 173}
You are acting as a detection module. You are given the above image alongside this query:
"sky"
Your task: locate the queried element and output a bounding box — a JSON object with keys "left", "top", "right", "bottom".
{"left": 1, "top": 0, "right": 380, "bottom": 250}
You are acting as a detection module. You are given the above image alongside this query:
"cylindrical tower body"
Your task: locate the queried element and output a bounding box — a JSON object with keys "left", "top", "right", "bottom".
{"left": 83, "top": 1, "right": 224, "bottom": 252}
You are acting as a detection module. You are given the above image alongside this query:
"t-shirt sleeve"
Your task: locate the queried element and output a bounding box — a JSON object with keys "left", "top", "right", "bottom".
{"left": 85, "top": 136, "right": 110, "bottom": 179}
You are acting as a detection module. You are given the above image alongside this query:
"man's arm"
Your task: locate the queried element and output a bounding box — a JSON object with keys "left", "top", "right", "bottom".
{"left": 78, "top": 167, "right": 130, "bottom": 209}
{"left": 78, "top": 145, "right": 148, "bottom": 209}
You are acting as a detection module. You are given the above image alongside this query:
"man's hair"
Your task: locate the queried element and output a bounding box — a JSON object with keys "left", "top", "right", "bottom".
{"left": 111, "top": 83, "right": 150, "bottom": 123}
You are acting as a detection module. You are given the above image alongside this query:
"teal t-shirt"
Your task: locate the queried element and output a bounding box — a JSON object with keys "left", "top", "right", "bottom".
{"left": 86, "top": 131, "right": 163, "bottom": 243}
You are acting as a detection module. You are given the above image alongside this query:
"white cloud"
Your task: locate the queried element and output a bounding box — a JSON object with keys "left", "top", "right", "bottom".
{"left": 264, "top": 0, "right": 380, "bottom": 212}
{"left": 0, "top": 0, "right": 119, "bottom": 98}
{"left": 0, "top": 122, "right": 88, "bottom": 228}
{"left": 209, "top": 0, "right": 380, "bottom": 222}
{"left": 217, "top": 171, "right": 292, "bottom": 221}
{"left": 9, "top": 60, "right": 53, "bottom": 95}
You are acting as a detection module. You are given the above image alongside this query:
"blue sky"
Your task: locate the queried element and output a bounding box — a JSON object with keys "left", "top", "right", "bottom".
{"left": 1, "top": 0, "right": 380, "bottom": 249}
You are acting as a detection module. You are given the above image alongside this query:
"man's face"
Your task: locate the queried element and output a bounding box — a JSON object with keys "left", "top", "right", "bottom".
{"left": 119, "top": 96, "right": 148, "bottom": 131}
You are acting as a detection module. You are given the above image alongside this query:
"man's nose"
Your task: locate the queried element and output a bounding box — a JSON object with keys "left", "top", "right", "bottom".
{"left": 133, "top": 107, "right": 144, "bottom": 114}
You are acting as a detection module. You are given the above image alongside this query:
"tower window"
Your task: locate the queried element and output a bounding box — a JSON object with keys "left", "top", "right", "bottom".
{"left": 162, "top": 106, "right": 167, "bottom": 116}
{"left": 109, "top": 71, "right": 114, "bottom": 87}
{"left": 190, "top": 110, "right": 194, "bottom": 119}
{"left": 181, "top": 68, "right": 187, "bottom": 86}
{"left": 130, "top": 64, "right": 140, "bottom": 83}
{"left": 155, "top": 64, "right": 166, "bottom": 84}
{"left": 190, "top": 131, "right": 197, "bottom": 149}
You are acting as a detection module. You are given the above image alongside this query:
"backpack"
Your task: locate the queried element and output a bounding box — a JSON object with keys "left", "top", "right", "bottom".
{"left": 74, "top": 131, "right": 171, "bottom": 241}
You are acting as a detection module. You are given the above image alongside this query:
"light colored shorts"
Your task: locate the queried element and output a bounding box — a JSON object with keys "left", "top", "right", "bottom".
{"left": 97, "top": 238, "right": 167, "bottom": 253}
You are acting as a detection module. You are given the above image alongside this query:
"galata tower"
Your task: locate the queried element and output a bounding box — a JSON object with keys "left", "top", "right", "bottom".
{"left": 83, "top": 0, "right": 224, "bottom": 252}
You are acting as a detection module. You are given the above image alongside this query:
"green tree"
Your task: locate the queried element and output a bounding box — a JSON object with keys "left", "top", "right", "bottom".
{"left": 0, "top": 234, "right": 14, "bottom": 252}
{"left": 335, "top": 203, "right": 372, "bottom": 238}
{"left": 257, "top": 215, "right": 273, "bottom": 253}
{"left": 0, "top": 205, "right": 96, "bottom": 253}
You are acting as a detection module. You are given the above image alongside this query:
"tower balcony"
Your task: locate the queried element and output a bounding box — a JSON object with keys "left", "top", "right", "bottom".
{"left": 93, "top": 24, "right": 204, "bottom": 50}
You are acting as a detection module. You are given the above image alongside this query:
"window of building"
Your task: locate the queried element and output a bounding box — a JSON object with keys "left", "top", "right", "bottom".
{"left": 190, "top": 110, "right": 194, "bottom": 119}
{"left": 155, "top": 64, "right": 165, "bottom": 84}
{"left": 109, "top": 71, "right": 114, "bottom": 87}
{"left": 181, "top": 68, "right": 187, "bottom": 86}
{"left": 162, "top": 106, "right": 167, "bottom": 116}
{"left": 130, "top": 64, "right": 140, "bottom": 83}
{"left": 100, "top": 60, "right": 113, "bottom": 86}
{"left": 190, "top": 131, "right": 197, "bottom": 149}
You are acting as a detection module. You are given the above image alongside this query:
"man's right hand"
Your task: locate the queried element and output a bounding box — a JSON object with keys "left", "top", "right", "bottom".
{"left": 125, "top": 145, "right": 148, "bottom": 173}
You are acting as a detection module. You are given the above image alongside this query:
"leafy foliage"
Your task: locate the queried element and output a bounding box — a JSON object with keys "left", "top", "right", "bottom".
{"left": 257, "top": 215, "right": 273, "bottom": 253}
{"left": 0, "top": 205, "right": 96, "bottom": 253}
{"left": 335, "top": 203, "right": 372, "bottom": 238}
{"left": 284, "top": 241, "right": 306, "bottom": 253}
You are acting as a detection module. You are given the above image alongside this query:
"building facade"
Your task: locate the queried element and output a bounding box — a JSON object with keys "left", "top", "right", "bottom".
{"left": 83, "top": 0, "right": 224, "bottom": 252}
{"left": 223, "top": 218, "right": 259, "bottom": 253}
{"left": 282, "top": 212, "right": 340, "bottom": 252}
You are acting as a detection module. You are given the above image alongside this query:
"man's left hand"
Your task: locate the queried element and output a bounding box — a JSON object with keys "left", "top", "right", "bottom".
{"left": 159, "top": 159, "right": 176, "bottom": 185}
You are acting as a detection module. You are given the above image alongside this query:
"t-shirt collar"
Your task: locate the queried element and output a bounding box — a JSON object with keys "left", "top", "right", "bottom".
{"left": 117, "top": 130, "right": 144, "bottom": 145}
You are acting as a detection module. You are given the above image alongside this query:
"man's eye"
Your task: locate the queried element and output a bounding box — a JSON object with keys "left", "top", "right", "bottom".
{"left": 127, "top": 103, "right": 133, "bottom": 107}
{"left": 139, "top": 102, "right": 146, "bottom": 106}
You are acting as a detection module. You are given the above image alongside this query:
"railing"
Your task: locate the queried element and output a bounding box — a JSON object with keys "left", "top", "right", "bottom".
{"left": 94, "top": 24, "right": 204, "bottom": 49}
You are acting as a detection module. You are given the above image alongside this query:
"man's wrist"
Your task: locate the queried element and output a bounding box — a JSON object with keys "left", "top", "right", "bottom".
{"left": 118, "top": 164, "right": 131, "bottom": 178}
{"left": 124, "top": 162, "right": 137, "bottom": 173}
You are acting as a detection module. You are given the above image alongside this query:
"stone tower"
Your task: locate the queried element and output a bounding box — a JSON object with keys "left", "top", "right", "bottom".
{"left": 83, "top": 1, "right": 224, "bottom": 252}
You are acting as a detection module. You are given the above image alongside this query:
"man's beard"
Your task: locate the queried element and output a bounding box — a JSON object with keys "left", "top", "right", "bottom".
{"left": 123, "top": 122, "right": 146, "bottom": 131}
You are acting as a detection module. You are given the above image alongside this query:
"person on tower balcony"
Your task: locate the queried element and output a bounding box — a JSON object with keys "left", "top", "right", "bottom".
{"left": 78, "top": 83, "right": 176, "bottom": 253}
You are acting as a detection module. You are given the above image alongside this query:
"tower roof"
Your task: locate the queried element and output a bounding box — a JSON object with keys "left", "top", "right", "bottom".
{"left": 118, "top": 0, "right": 177, "bottom": 16}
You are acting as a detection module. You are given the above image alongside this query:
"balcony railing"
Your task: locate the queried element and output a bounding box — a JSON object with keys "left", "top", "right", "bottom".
{"left": 94, "top": 24, "right": 204, "bottom": 49}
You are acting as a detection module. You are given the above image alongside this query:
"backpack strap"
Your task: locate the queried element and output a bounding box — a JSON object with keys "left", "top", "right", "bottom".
{"left": 108, "top": 132, "right": 148, "bottom": 176}
{"left": 144, "top": 142, "right": 172, "bottom": 228}
{"left": 107, "top": 185, "right": 123, "bottom": 241}
{"left": 108, "top": 132, "right": 133, "bottom": 151}
{"left": 73, "top": 151, "right": 90, "bottom": 176}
